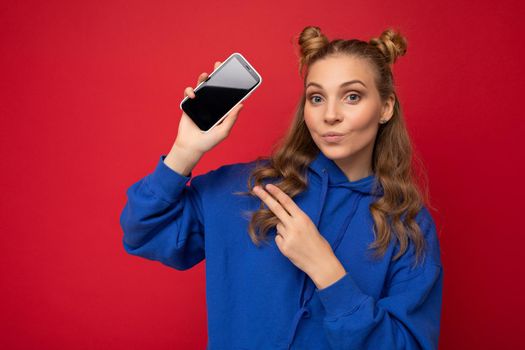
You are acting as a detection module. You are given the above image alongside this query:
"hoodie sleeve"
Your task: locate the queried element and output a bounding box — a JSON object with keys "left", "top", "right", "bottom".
{"left": 119, "top": 154, "right": 208, "bottom": 271}
{"left": 314, "top": 207, "right": 443, "bottom": 350}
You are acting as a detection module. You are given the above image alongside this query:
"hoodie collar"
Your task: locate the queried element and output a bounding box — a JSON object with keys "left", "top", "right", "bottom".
{"left": 307, "top": 150, "right": 382, "bottom": 196}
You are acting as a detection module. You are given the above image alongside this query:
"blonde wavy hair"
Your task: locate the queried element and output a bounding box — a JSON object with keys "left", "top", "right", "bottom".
{"left": 234, "top": 26, "right": 435, "bottom": 268}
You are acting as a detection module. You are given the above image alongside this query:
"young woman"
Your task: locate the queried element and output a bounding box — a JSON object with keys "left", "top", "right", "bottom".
{"left": 120, "top": 26, "right": 443, "bottom": 350}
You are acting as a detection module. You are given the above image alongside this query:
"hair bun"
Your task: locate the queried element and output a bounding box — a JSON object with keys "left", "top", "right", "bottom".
{"left": 369, "top": 28, "right": 407, "bottom": 65}
{"left": 297, "top": 26, "right": 330, "bottom": 75}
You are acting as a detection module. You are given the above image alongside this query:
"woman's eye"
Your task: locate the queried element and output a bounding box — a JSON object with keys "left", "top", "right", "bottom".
{"left": 310, "top": 95, "right": 322, "bottom": 103}
{"left": 346, "top": 93, "right": 360, "bottom": 103}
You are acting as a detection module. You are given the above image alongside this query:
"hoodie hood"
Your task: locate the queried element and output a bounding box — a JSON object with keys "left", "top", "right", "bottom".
{"left": 307, "top": 150, "right": 383, "bottom": 196}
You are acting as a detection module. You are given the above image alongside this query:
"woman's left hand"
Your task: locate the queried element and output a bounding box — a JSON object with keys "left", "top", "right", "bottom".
{"left": 252, "top": 183, "right": 336, "bottom": 278}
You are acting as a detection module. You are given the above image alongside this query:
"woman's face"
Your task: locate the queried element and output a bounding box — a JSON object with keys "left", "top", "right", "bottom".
{"left": 303, "top": 54, "right": 394, "bottom": 180}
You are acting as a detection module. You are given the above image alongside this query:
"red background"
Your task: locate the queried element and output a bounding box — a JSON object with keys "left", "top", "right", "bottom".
{"left": 1, "top": 0, "right": 523, "bottom": 349}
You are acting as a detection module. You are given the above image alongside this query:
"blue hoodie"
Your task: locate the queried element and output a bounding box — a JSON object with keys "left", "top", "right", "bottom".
{"left": 120, "top": 150, "right": 443, "bottom": 350}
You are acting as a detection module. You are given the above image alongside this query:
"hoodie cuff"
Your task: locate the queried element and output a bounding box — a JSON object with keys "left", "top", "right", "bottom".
{"left": 146, "top": 154, "right": 192, "bottom": 203}
{"left": 315, "top": 272, "right": 370, "bottom": 318}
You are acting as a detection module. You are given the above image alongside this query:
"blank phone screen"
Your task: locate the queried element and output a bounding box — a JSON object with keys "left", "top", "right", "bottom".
{"left": 181, "top": 55, "right": 259, "bottom": 131}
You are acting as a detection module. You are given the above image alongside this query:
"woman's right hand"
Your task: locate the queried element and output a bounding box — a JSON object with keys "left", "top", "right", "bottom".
{"left": 174, "top": 61, "right": 244, "bottom": 156}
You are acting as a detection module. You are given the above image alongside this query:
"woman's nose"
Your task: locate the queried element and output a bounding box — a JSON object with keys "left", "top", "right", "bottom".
{"left": 324, "top": 101, "right": 343, "bottom": 124}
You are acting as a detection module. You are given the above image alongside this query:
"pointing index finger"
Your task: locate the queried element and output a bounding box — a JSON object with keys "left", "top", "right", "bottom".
{"left": 253, "top": 185, "right": 292, "bottom": 224}
{"left": 264, "top": 184, "right": 302, "bottom": 218}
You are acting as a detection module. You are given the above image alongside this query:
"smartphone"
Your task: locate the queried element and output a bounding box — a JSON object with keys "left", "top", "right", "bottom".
{"left": 179, "top": 52, "right": 262, "bottom": 133}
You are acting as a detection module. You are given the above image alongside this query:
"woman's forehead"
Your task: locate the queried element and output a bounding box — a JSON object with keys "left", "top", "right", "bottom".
{"left": 306, "top": 55, "right": 374, "bottom": 88}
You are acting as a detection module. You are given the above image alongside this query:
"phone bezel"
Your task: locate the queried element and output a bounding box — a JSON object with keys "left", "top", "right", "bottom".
{"left": 179, "top": 52, "right": 263, "bottom": 134}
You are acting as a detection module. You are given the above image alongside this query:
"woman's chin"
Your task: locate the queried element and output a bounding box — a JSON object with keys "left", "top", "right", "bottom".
{"left": 318, "top": 144, "right": 349, "bottom": 159}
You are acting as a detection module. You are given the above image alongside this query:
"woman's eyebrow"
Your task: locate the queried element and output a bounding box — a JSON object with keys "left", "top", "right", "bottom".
{"left": 306, "top": 80, "right": 367, "bottom": 89}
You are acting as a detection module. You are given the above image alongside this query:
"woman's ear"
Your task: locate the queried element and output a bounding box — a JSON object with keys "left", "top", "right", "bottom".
{"left": 380, "top": 93, "right": 395, "bottom": 122}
